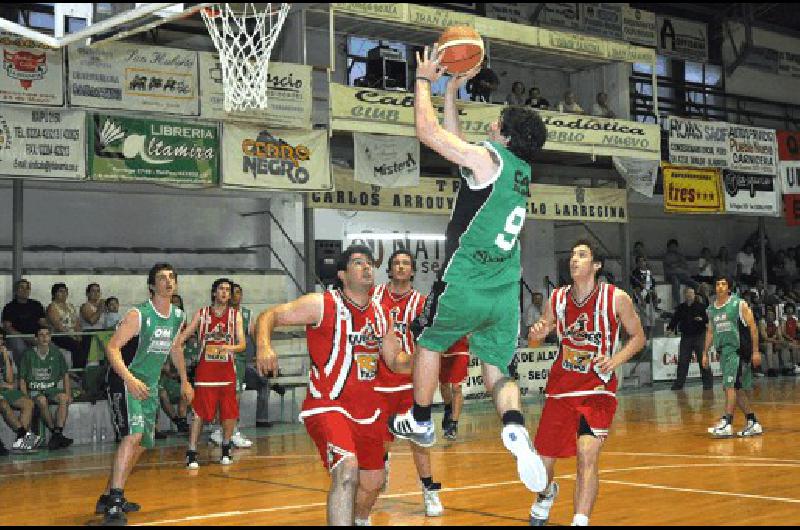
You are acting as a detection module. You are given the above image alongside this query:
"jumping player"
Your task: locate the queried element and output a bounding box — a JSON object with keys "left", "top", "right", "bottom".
{"left": 388, "top": 45, "right": 550, "bottom": 494}
{"left": 439, "top": 335, "right": 470, "bottom": 441}
{"left": 176, "top": 278, "right": 246, "bottom": 468}
{"left": 97, "top": 263, "right": 192, "bottom": 526}
{"left": 527, "top": 240, "right": 646, "bottom": 526}
{"left": 255, "top": 245, "right": 406, "bottom": 526}
{"left": 373, "top": 249, "right": 443, "bottom": 516}
{"left": 702, "top": 275, "right": 763, "bottom": 438}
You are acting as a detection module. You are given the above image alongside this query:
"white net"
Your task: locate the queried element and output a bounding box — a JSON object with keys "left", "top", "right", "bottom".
{"left": 202, "top": 3, "right": 291, "bottom": 112}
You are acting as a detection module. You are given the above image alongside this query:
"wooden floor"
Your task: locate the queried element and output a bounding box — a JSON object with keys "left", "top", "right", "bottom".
{"left": 3, "top": 377, "right": 800, "bottom": 526}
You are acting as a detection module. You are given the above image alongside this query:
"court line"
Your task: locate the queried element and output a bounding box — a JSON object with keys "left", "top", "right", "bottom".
{"left": 598, "top": 478, "right": 800, "bottom": 504}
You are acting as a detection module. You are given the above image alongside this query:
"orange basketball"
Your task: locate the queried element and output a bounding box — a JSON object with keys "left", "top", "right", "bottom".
{"left": 436, "top": 25, "right": 484, "bottom": 75}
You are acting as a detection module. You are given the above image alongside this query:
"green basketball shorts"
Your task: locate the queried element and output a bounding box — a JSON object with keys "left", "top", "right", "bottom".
{"left": 720, "top": 347, "right": 753, "bottom": 390}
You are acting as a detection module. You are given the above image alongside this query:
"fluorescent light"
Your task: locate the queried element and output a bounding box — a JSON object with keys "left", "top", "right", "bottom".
{"left": 346, "top": 233, "right": 446, "bottom": 241}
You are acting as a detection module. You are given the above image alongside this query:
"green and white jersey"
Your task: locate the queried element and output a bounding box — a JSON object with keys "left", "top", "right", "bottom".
{"left": 443, "top": 141, "right": 532, "bottom": 287}
{"left": 20, "top": 346, "right": 67, "bottom": 391}
{"left": 240, "top": 307, "right": 252, "bottom": 339}
{"left": 126, "top": 301, "right": 185, "bottom": 387}
{"left": 707, "top": 295, "right": 745, "bottom": 351}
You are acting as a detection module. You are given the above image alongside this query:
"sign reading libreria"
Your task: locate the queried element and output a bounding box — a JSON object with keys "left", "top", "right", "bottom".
{"left": 330, "top": 84, "right": 660, "bottom": 160}
{"left": 88, "top": 114, "right": 218, "bottom": 185}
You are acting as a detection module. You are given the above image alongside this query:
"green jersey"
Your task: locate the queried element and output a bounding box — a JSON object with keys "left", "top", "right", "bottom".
{"left": 443, "top": 141, "right": 531, "bottom": 287}
{"left": 126, "top": 301, "right": 185, "bottom": 387}
{"left": 240, "top": 307, "right": 252, "bottom": 338}
{"left": 707, "top": 295, "right": 743, "bottom": 351}
{"left": 20, "top": 346, "right": 68, "bottom": 391}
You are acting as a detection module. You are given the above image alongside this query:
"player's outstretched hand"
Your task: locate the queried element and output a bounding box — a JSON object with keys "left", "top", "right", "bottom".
{"left": 416, "top": 44, "right": 446, "bottom": 83}
{"left": 595, "top": 354, "right": 617, "bottom": 374}
{"left": 448, "top": 60, "right": 482, "bottom": 91}
{"left": 528, "top": 319, "right": 550, "bottom": 343}
{"left": 126, "top": 376, "right": 150, "bottom": 401}
{"left": 256, "top": 348, "right": 279, "bottom": 378}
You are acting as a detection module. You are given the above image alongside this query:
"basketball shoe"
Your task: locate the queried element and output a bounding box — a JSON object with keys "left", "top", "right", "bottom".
{"left": 530, "top": 482, "right": 559, "bottom": 526}
{"left": 443, "top": 421, "right": 458, "bottom": 441}
{"left": 389, "top": 410, "right": 436, "bottom": 448}
{"left": 708, "top": 418, "right": 733, "bottom": 437}
{"left": 501, "top": 424, "right": 548, "bottom": 493}
{"left": 186, "top": 450, "right": 200, "bottom": 469}
{"left": 220, "top": 443, "right": 233, "bottom": 465}
{"left": 422, "top": 482, "right": 444, "bottom": 517}
{"left": 737, "top": 420, "right": 763, "bottom": 437}
{"left": 95, "top": 495, "right": 141, "bottom": 515}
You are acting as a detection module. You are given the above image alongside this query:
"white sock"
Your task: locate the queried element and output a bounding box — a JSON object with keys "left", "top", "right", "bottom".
{"left": 572, "top": 514, "right": 589, "bottom": 526}
{"left": 354, "top": 517, "right": 371, "bottom": 526}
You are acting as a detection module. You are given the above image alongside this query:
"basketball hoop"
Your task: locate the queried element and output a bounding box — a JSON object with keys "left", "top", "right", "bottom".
{"left": 201, "top": 3, "right": 291, "bottom": 112}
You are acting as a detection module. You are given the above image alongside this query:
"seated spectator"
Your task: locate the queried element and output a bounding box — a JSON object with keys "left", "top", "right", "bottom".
{"left": 760, "top": 306, "right": 784, "bottom": 376}
{"left": 663, "top": 239, "right": 699, "bottom": 309}
{"left": 525, "top": 87, "right": 550, "bottom": 109}
{"left": 0, "top": 330, "right": 39, "bottom": 453}
{"left": 1, "top": 279, "right": 48, "bottom": 367}
{"left": 80, "top": 282, "right": 106, "bottom": 361}
{"left": 506, "top": 81, "right": 526, "bottom": 106}
{"left": 466, "top": 56, "right": 498, "bottom": 103}
{"left": 781, "top": 302, "right": 800, "bottom": 374}
{"left": 590, "top": 92, "right": 615, "bottom": 118}
{"left": 630, "top": 256, "right": 661, "bottom": 311}
{"left": 737, "top": 244, "right": 758, "bottom": 287}
{"left": 557, "top": 90, "right": 584, "bottom": 114}
{"left": 695, "top": 247, "right": 715, "bottom": 285}
{"left": 19, "top": 327, "right": 73, "bottom": 450}
{"left": 46, "top": 283, "right": 86, "bottom": 370}
{"left": 103, "top": 297, "right": 122, "bottom": 329}
{"left": 714, "top": 246, "right": 736, "bottom": 281}
{"left": 524, "top": 292, "right": 549, "bottom": 343}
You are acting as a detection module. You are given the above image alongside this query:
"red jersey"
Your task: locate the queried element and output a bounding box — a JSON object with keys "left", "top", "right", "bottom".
{"left": 299, "top": 289, "right": 389, "bottom": 424}
{"left": 195, "top": 306, "right": 239, "bottom": 386}
{"left": 545, "top": 283, "right": 621, "bottom": 399}
{"left": 372, "top": 283, "right": 425, "bottom": 392}
{"left": 784, "top": 315, "right": 798, "bottom": 340}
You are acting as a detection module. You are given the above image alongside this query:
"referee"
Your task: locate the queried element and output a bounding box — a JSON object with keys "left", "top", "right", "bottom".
{"left": 668, "top": 287, "right": 713, "bottom": 390}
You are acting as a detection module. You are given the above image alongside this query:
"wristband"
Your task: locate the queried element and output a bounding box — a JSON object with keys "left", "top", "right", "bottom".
{"left": 416, "top": 76, "right": 432, "bottom": 83}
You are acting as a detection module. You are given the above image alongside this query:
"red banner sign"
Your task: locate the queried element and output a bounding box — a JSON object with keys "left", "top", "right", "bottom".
{"left": 778, "top": 130, "right": 800, "bottom": 161}
{"left": 785, "top": 194, "right": 800, "bottom": 226}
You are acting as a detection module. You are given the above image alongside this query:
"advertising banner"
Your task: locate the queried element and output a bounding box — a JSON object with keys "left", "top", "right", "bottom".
{"left": 68, "top": 43, "right": 199, "bottom": 115}
{"left": 0, "top": 105, "right": 85, "bottom": 179}
{"left": 354, "top": 133, "right": 420, "bottom": 187}
{"left": 222, "top": 124, "right": 330, "bottom": 190}
{"left": 727, "top": 125, "right": 778, "bottom": 175}
{"left": 722, "top": 169, "right": 781, "bottom": 216}
{"left": 88, "top": 114, "right": 218, "bottom": 185}
{"left": 784, "top": 194, "right": 800, "bottom": 226}
{"left": 667, "top": 117, "right": 729, "bottom": 169}
{"left": 613, "top": 157, "right": 658, "bottom": 197}
{"left": 652, "top": 337, "right": 721, "bottom": 381}
{"left": 657, "top": 15, "right": 708, "bottom": 62}
{"left": 662, "top": 164, "right": 724, "bottom": 213}
{"left": 622, "top": 6, "right": 657, "bottom": 47}
{"left": 0, "top": 34, "right": 64, "bottom": 105}
{"left": 580, "top": 3, "right": 624, "bottom": 41}
{"left": 777, "top": 130, "right": 800, "bottom": 194}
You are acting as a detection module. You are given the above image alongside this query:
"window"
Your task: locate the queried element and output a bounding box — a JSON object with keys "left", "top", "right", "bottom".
{"left": 347, "top": 36, "right": 408, "bottom": 89}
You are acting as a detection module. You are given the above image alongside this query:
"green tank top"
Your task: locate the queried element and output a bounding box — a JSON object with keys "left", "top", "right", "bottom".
{"left": 442, "top": 141, "right": 531, "bottom": 287}
{"left": 240, "top": 307, "right": 252, "bottom": 338}
{"left": 707, "top": 295, "right": 742, "bottom": 351}
{"left": 128, "top": 301, "right": 185, "bottom": 386}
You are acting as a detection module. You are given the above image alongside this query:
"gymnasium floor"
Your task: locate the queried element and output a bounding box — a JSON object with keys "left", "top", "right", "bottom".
{"left": 2, "top": 378, "right": 799, "bottom": 526}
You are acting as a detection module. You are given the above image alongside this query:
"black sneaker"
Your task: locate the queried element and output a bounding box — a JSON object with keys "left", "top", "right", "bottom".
{"left": 154, "top": 430, "right": 168, "bottom": 440}
{"left": 175, "top": 418, "right": 190, "bottom": 434}
{"left": 186, "top": 450, "right": 199, "bottom": 469}
{"left": 59, "top": 434, "right": 74, "bottom": 449}
{"left": 443, "top": 421, "right": 458, "bottom": 441}
{"left": 47, "top": 433, "right": 63, "bottom": 451}
{"left": 95, "top": 495, "right": 141, "bottom": 515}
{"left": 0, "top": 440, "right": 8, "bottom": 456}
{"left": 441, "top": 411, "right": 452, "bottom": 432}
{"left": 101, "top": 499, "right": 128, "bottom": 526}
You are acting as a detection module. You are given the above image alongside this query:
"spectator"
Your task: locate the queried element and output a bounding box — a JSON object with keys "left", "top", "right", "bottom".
{"left": 695, "top": 247, "right": 715, "bottom": 285}
{"left": 630, "top": 256, "right": 660, "bottom": 311}
{"left": 713, "top": 246, "right": 736, "bottom": 281}
{"left": 46, "top": 283, "right": 86, "bottom": 370}
{"left": 667, "top": 287, "right": 712, "bottom": 390}
{"left": 769, "top": 250, "right": 791, "bottom": 289}
{"left": 695, "top": 282, "right": 712, "bottom": 308}
{"left": 632, "top": 284, "right": 655, "bottom": 340}
{"left": 1, "top": 279, "right": 48, "bottom": 367}
{"left": 525, "top": 87, "right": 550, "bottom": 109}
{"left": 632, "top": 241, "right": 647, "bottom": 262}
{"left": 158, "top": 360, "right": 190, "bottom": 434}
{"left": 557, "top": 90, "right": 584, "bottom": 114}
{"left": 737, "top": 243, "right": 758, "bottom": 287}
{"left": 103, "top": 297, "right": 122, "bottom": 329}
{"left": 663, "top": 239, "right": 699, "bottom": 309}
{"left": 466, "top": 56, "right": 498, "bottom": 103}
{"left": 784, "top": 247, "right": 798, "bottom": 281}
{"left": 525, "top": 292, "right": 546, "bottom": 338}
{"left": 0, "top": 330, "right": 39, "bottom": 453}
{"left": 780, "top": 302, "right": 800, "bottom": 374}
{"left": 590, "top": 92, "right": 615, "bottom": 118}
{"left": 506, "top": 81, "right": 526, "bottom": 105}
{"left": 759, "top": 306, "right": 786, "bottom": 377}
{"left": 19, "top": 327, "right": 73, "bottom": 450}
{"left": 80, "top": 283, "right": 106, "bottom": 360}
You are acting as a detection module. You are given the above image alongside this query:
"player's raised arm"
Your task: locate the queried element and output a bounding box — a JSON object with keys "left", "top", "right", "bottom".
{"left": 255, "top": 293, "right": 324, "bottom": 377}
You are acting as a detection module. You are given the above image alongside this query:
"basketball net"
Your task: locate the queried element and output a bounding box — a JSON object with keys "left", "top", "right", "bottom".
{"left": 201, "top": 3, "right": 291, "bottom": 112}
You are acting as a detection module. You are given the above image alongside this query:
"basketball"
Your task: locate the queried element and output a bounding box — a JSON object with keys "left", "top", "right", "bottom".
{"left": 436, "top": 25, "right": 484, "bottom": 75}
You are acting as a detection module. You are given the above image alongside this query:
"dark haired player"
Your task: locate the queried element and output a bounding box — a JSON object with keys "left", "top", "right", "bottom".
{"left": 528, "top": 241, "right": 645, "bottom": 526}
{"left": 389, "top": 45, "right": 551, "bottom": 495}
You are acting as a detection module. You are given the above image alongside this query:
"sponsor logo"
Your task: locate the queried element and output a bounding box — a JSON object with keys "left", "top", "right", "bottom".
{"left": 241, "top": 130, "right": 311, "bottom": 183}
{"left": 354, "top": 353, "right": 379, "bottom": 381}
{"left": 3, "top": 50, "right": 47, "bottom": 89}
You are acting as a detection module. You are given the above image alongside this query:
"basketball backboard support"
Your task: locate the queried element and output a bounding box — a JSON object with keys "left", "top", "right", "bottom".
{"left": 0, "top": 3, "right": 212, "bottom": 48}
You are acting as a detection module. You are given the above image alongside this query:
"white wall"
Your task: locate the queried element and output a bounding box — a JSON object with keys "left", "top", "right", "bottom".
{"left": 570, "top": 62, "right": 631, "bottom": 119}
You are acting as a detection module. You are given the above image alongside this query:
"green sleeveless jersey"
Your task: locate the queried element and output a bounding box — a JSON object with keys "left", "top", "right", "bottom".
{"left": 240, "top": 307, "right": 252, "bottom": 338}
{"left": 707, "top": 295, "right": 742, "bottom": 351}
{"left": 442, "top": 141, "right": 531, "bottom": 287}
{"left": 128, "top": 301, "right": 185, "bottom": 386}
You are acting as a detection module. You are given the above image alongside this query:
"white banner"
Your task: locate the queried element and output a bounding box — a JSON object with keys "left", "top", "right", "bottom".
{"left": 0, "top": 105, "right": 86, "bottom": 179}
{"left": 354, "top": 133, "right": 420, "bottom": 188}
{"left": 68, "top": 43, "right": 199, "bottom": 115}
{"left": 622, "top": 6, "right": 657, "bottom": 47}
{"left": 198, "top": 53, "right": 313, "bottom": 128}
{"left": 540, "top": 3, "right": 581, "bottom": 30}
{"left": 722, "top": 170, "right": 781, "bottom": 217}
{"left": 727, "top": 125, "right": 778, "bottom": 175}
{"left": 580, "top": 3, "right": 624, "bottom": 41}
{"left": 222, "top": 124, "right": 331, "bottom": 190}
{"left": 454, "top": 347, "right": 555, "bottom": 404}
{"left": 657, "top": 16, "right": 708, "bottom": 62}
{"left": 0, "top": 34, "right": 64, "bottom": 106}
{"left": 652, "top": 337, "right": 721, "bottom": 381}
{"left": 667, "top": 117, "right": 729, "bottom": 168}
{"left": 613, "top": 157, "right": 658, "bottom": 198}
{"left": 484, "top": 3, "right": 536, "bottom": 25}
{"left": 780, "top": 161, "right": 800, "bottom": 194}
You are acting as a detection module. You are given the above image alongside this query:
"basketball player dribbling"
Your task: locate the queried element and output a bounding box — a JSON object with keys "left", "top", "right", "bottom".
{"left": 388, "top": 45, "right": 551, "bottom": 494}
{"left": 528, "top": 241, "right": 646, "bottom": 526}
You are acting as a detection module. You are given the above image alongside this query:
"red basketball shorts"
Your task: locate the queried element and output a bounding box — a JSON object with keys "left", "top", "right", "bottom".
{"left": 192, "top": 384, "right": 239, "bottom": 422}
{"left": 534, "top": 394, "right": 618, "bottom": 458}
{"left": 304, "top": 411, "right": 386, "bottom": 471}
{"left": 440, "top": 352, "right": 470, "bottom": 384}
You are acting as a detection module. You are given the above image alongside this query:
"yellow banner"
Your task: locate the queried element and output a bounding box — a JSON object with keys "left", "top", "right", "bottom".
{"left": 662, "top": 164, "right": 724, "bottom": 213}
{"left": 330, "top": 84, "right": 661, "bottom": 160}
{"left": 474, "top": 18, "right": 539, "bottom": 48}
{"left": 333, "top": 3, "right": 408, "bottom": 21}
{"left": 407, "top": 5, "right": 476, "bottom": 28}
{"left": 538, "top": 28, "right": 607, "bottom": 58}
{"left": 310, "top": 168, "right": 627, "bottom": 223}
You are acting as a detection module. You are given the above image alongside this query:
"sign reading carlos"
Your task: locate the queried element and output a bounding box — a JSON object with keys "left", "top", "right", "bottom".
{"left": 88, "top": 114, "right": 218, "bottom": 185}
{"left": 222, "top": 123, "right": 330, "bottom": 190}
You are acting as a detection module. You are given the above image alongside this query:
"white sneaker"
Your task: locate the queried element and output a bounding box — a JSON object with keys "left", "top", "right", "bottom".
{"left": 423, "top": 484, "right": 444, "bottom": 517}
{"left": 530, "top": 482, "right": 559, "bottom": 526}
{"left": 737, "top": 420, "right": 763, "bottom": 437}
{"left": 707, "top": 418, "right": 728, "bottom": 434}
{"left": 710, "top": 422, "right": 733, "bottom": 438}
{"left": 231, "top": 431, "right": 253, "bottom": 449}
{"left": 501, "top": 424, "right": 548, "bottom": 493}
{"left": 11, "top": 437, "right": 27, "bottom": 451}
{"left": 220, "top": 454, "right": 233, "bottom": 465}
{"left": 209, "top": 429, "right": 223, "bottom": 446}
{"left": 24, "top": 432, "right": 41, "bottom": 450}
{"left": 354, "top": 517, "right": 371, "bottom": 526}
{"left": 793, "top": 365, "right": 800, "bottom": 375}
